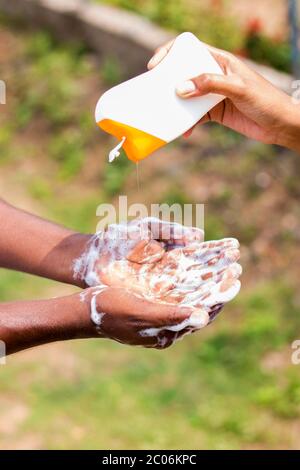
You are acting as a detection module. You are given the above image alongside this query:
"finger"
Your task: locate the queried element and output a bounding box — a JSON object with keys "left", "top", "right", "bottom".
{"left": 156, "top": 330, "right": 177, "bottom": 349}
{"left": 155, "top": 328, "right": 193, "bottom": 349}
{"left": 127, "top": 239, "right": 164, "bottom": 264}
{"left": 156, "top": 244, "right": 240, "bottom": 295}
{"left": 188, "top": 248, "right": 241, "bottom": 285}
{"left": 164, "top": 257, "right": 242, "bottom": 309}
{"left": 163, "top": 267, "right": 240, "bottom": 307}
{"left": 183, "top": 126, "right": 195, "bottom": 138}
{"left": 176, "top": 241, "right": 240, "bottom": 272}
{"left": 142, "top": 217, "right": 204, "bottom": 246}
{"left": 205, "top": 279, "right": 241, "bottom": 307}
{"left": 190, "top": 263, "right": 242, "bottom": 309}
{"left": 208, "top": 304, "right": 224, "bottom": 322}
{"left": 182, "top": 238, "right": 239, "bottom": 256}
{"left": 179, "top": 226, "right": 204, "bottom": 246}
{"left": 199, "top": 262, "right": 242, "bottom": 288}
{"left": 217, "top": 263, "right": 242, "bottom": 299}
{"left": 184, "top": 98, "right": 233, "bottom": 132}
{"left": 205, "top": 248, "right": 240, "bottom": 268}
{"left": 98, "top": 287, "right": 206, "bottom": 330}
{"left": 193, "top": 263, "right": 242, "bottom": 304}
{"left": 147, "top": 39, "right": 175, "bottom": 69}
{"left": 140, "top": 296, "right": 210, "bottom": 330}
{"left": 145, "top": 302, "right": 194, "bottom": 327}
{"left": 206, "top": 45, "right": 238, "bottom": 70}
{"left": 200, "top": 238, "right": 240, "bottom": 250}
{"left": 176, "top": 73, "right": 245, "bottom": 101}
{"left": 198, "top": 100, "right": 227, "bottom": 125}
{"left": 140, "top": 336, "right": 163, "bottom": 348}
{"left": 174, "top": 327, "right": 194, "bottom": 342}
{"left": 183, "top": 101, "right": 223, "bottom": 136}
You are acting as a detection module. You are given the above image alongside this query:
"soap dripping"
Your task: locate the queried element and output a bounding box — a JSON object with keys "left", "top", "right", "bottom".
{"left": 108, "top": 136, "right": 126, "bottom": 163}
{"left": 136, "top": 162, "right": 140, "bottom": 193}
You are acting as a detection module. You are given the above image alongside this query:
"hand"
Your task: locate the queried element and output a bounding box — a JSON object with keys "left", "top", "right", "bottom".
{"left": 148, "top": 40, "right": 300, "bottom": 152}
{"left": 73, "top": 217, "right": 204, "bottom": 289}
{"left": 149, "top": 238, "right": 241, "bottom": 316}
{"left": 0, "top": 206, "right": 241, "bottom": 353}
{"left": 81, "top": 286, "right": 209, "bottom": 349}
{"left": 75, "top": 219, "right": 242, "bottom": 348}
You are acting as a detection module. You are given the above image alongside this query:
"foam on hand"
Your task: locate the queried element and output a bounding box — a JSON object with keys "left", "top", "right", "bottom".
{"left": 73, "top": 218, "right": 241, "bottom": 345}
{"left": 95, "top": 32, "right": 225, "bottom": 162}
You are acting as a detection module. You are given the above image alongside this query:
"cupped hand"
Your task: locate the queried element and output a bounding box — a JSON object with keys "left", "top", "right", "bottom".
{"left": 76, "top": 219, "right": 241, "bottom": 348}
{"left": 148, "top": 40, "right": 300, "bottom": 151}
{"left": 82, "top": 286, "right": 209, "bottom": 349}
{"left": 74, "top": 217, "right": 204, "bottom": 289}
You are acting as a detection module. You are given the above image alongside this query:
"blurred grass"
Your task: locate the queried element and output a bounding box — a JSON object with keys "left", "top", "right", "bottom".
{"left": 1, "top": 280, "right": 299, "bottom": 449}
{"left": 99, "top": 0, "right": 245, "bottom": 52}
{"left": 0, "top": 11, "right": 300, "bottom": 450}
{"left": 99, "top": 0, "right": 292, "bottom": 71}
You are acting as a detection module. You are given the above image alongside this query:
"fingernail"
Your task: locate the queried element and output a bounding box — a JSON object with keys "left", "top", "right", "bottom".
{"left": 147, "top": 56, "right": 156, "bottom": 69}
{"left": 147, "top": 48, "right": 166, "bottom": 69}
{"left": 176, "top": 80, "right": 196, "bottom": 96}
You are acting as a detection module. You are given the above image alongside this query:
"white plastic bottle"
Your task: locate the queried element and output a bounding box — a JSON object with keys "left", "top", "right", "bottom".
{"left": 95, "top": 32, "right": 224, "bottom": 162}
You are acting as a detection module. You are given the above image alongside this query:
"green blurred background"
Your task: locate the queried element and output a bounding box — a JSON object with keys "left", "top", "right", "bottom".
{"left": 0, "top": 0, "right": 300, "bottom": 450}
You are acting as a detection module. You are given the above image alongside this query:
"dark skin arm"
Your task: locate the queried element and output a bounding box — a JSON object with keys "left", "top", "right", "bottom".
{"left": 0, "top": 288, "right": 196, "bottom": 354}
{"left": 0, "top": 199, "right": 89, "bottom": 288}
{"left": 0, "top": 200, "right": 241, "bottom": 355}
{"left": 0, "top": 292, "right": 96, "bottom": 355}
{"left": 0, "top": 200, "right": 206, "bottom": 354}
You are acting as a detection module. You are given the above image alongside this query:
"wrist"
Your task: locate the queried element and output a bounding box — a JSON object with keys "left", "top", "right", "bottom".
{"left": 54, "top": 291, "right": 101, "bottom": 341}
{"left": 60, "top": 233, "right": 92, "bottom": 288}
{"left": 71, "top": 232, "right": 104, "bottom": 289}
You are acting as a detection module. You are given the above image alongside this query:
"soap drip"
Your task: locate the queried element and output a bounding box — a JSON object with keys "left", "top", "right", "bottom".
{"left": 108, "top": 136, "right": 126, "bottom": 163}
{"left": 136, "top": 162, "right": 140, "bottom": 193}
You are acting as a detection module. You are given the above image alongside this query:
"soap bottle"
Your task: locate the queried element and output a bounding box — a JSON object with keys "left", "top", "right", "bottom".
{"left": 95, "top": 32, "right": 224, "bottom": 162}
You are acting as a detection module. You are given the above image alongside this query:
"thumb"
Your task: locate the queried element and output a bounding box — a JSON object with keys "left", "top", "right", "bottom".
{"left": 176, "top": 73, "right": 245, "bottom": 101}
{"left": 153, "top": 303, "right": 210, "bottom": 330}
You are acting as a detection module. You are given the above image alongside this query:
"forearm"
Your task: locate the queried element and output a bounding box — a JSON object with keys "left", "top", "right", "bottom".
{"left": 0, "top": 292, "right": 98, "bottom": 355}
{"left": 0, "top": 199, "right": 90, "bottom": 287}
